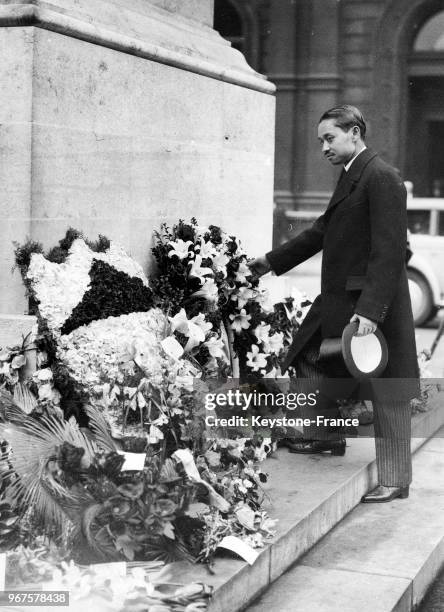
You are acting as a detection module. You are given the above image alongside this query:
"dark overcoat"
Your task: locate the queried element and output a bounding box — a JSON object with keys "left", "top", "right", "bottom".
{"left": 266, "top": 148, "right": 420, "bottom": 401}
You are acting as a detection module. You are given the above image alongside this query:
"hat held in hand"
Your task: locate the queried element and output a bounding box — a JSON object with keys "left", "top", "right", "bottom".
{"left": 319, "top": 320, "right": 388, "bottom": 379}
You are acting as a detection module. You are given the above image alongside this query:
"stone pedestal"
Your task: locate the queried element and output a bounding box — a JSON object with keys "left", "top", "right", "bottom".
{"left": 0, "top": 0, "right": 275, "bottom": 338}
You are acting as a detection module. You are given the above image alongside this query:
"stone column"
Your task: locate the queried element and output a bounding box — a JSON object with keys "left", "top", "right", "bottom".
{"left": 292, "top": 0, "right": 341, "bottom": 211}
{"left": 263, "top": 0, "right": 298, "bottom": 212}
{"left": 0, "top": 0, "right": 276, "bottom": 341}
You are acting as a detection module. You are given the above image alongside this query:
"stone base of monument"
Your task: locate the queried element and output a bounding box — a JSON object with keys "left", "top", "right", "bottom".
{"left": 158, "top": 391, "right": 444, "bottom": 612}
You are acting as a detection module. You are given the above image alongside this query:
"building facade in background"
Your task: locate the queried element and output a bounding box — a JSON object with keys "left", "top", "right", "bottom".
{"left": 215, "top": 0, "right": 444, "bottom": 242}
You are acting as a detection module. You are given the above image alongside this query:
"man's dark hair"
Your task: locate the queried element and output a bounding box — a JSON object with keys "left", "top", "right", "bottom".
{"left": 319, "top": 105, "right": 367, "bottom": 140}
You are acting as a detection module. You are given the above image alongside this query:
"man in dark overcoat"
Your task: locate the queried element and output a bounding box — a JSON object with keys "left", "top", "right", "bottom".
{"left": 250, "top": 105, "right": 420, "bottom": 503}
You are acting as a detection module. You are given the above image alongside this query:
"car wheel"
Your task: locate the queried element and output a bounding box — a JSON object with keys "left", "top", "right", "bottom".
{"left": 407, "top": 269, "right": 434, "bottom": 326}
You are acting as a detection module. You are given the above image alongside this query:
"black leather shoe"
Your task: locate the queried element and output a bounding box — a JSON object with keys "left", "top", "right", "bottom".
{"left": 277, "top": 436, "right": 304, "bottom": 449}
{"left": 287, "top": 439, "right": 346, "bottom": 456}
{"left": 361, "top": 485, "right": 409, "bottom": 503}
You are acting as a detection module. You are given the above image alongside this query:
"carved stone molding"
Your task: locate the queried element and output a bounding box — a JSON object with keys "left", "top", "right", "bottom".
{"left": 0, "top": 0, "right": 275, "bottom": 93}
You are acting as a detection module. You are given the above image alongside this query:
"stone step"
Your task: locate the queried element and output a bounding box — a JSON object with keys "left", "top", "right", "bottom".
{"left": 158, "top": 390, "right": 444, "bottom": 612}
{"left": 246, "top": 427, "right": 444, "bottom": 612}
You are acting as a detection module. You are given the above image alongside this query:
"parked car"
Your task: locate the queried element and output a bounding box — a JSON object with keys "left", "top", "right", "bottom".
{"left": 406, "top": 196, "right": 444, "bottom": 325}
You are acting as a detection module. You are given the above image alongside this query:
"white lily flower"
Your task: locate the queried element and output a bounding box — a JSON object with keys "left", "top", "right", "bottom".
{"left": 123, "top": 386, "right": 138, "bottom": 399}
{"left": 196, "top": 240, "right": 217, "bottom": 259}
{"left": 235, "top": 285, "right": 255, "bottom": 308}
{"left": 257, "top": 289, "right": 275, "bottom": 314}
{"left": 192, "top": 277, "right": 219, "bottom": 302}
{"left": 169, "top": 308, "right": 190, "bottom": 335}
{"left": 184, "top": 313, "right": 213, "bottom": 351}
{"left": 229, "top": 308, "right": 251, "bottom": 333}
{"left": 167, "top": 239, "right": 193, "bottom": 260}
{"left": 212, "top": 252, "right": 229, "bottom": 277}
{"left": 183, "top": 326, "right": 205, "bottom": 352}
{"left": 189, "top": 254, "right": 213, "bottom": 284}
{"left": 246, "top": 344, "right": 269, "bottom": 371}
{"left": 205, "top": 335, "right": 227, "bottom": 360}
{"left": 235, "top": 261, "right": 251, "bottom": 283}
{"left": 169, "top": 309, "right": 212, "bottom": 351}
{"left": 148, "top": 424, "right": 164, "bottom": 443}
{"left": 152, "top": 413, "right": 168, "bottom": 426}
{"left": 254, "top": 322, "right": 271, "bottom": 344}
{"left": 266, "top": 331, "right": 284, "bottom": 355}
{"left": 190, "top": 312, "right": 213, "bottom": 336}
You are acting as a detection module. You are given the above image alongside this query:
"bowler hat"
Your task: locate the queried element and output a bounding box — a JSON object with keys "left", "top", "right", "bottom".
{"left": 319, "top": 320, "right": 388, "bottom": 379}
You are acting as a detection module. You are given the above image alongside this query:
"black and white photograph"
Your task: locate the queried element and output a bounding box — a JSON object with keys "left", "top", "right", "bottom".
{"left": 0, "top": 1, "right": 444, "bottom": 611}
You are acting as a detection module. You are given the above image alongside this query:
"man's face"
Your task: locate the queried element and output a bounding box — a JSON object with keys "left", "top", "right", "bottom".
{"left": 317, "top": 119, "right": 357, "bottom": 166}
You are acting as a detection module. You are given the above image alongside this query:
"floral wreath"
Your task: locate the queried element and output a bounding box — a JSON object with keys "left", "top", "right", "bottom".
{"left": 151, "top": 218, "right": 308, "bottom": 379}
{"left": 5, "top": 226, "right": 295, "bottom": 570}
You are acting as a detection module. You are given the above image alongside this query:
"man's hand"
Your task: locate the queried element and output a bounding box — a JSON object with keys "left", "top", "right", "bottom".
{"left": 248, "top": 256, "right": 271, "bottom": 278}
{"left": 350, "top": 313, "right": 377, "bottom": 336}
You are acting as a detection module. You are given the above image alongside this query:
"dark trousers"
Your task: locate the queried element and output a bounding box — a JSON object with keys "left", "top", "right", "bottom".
{"left": 293, "top": 330, "right": 412, "bottom": 487}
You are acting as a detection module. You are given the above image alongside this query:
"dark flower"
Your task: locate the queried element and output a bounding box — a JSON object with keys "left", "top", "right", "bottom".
{"left": 176, "top": 222, "right": 195, "bottom": 242}
{"left": 110, "top": 498, "right": 132, "bottom": 519}
{"left": 57, "top": 442, "right": 86, "bottom": 473}
{"left": 154, "top": 498, "right": 177, "bottom": 518}
{"left": 99, "top": 452, "right": 125, "bottom": 478}
{"left": 117, "top": 481, "right": 144, "bottom": 500}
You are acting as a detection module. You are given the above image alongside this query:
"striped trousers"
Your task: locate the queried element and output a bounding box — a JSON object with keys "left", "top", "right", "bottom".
{"left": 292, "top": 330, "right": 412, "bottom": 487}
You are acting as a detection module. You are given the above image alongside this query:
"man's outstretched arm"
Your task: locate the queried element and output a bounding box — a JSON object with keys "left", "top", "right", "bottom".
{"left": 248, "top": 213, "right": 327, "bottom": 278}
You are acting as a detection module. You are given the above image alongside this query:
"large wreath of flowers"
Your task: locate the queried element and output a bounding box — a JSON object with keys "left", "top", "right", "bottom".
{"left": 0, "top": 224, "right": 307, "bottom": 590}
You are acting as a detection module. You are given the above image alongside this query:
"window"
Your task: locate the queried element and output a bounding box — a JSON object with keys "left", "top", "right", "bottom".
{"left": 414, "top": 11, "right": 444, "bottom": 51}
{"left": 407, "top": 210, "right": 431, "bottom": 234}
{"left": 214, "top": 0, "right": 246, "bottom": 55}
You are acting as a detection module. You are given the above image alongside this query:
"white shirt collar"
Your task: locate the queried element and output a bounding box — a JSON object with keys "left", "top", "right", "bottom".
{"left": 344, "top": 146, "right": 367, "bottom": 172}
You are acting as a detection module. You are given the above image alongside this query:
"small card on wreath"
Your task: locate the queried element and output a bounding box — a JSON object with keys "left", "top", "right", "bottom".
{"left": 217, "top": 536, "right": 259, "bottom": 565}
{"left": 117, "top": 451, "right": 146, "bottom": 471}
